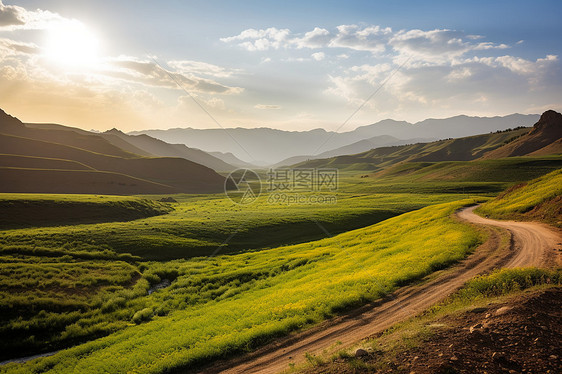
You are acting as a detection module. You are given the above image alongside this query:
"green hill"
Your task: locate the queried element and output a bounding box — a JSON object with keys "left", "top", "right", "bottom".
{"left": 292, "top": 127, "right": 531, "bottom": 171}
{"left": 476, "top": 168, "right": 562, "bottom": 226}
{"left": 0, "top": 194, "right": 173, "bottom": 229}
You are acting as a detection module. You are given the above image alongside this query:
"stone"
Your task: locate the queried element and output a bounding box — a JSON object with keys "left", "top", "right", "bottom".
{"left": 355, "top": 348, "right": 368, "bottom": 358}
{"left": 495, "top": 306, "right": 513, "bottom": 316}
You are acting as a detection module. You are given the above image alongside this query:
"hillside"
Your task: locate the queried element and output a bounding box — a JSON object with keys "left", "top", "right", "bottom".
{"left": 25, "top": 122, "right": 237, "bottom": 172}
{"left": 272, "top": 135, "right": 431, "bottom": 168}
{"left": 293, "top": 127, "right": 531, "bottom": 171}
{"left": 2, "top": 115, "right": 137, "bottom": 159}
{"left": 208, "top": 151, "right": 256, "bottom": 168}
{"left": 0, "top": 194, "right": 173, "bottom": 229}
{"left": 477, "top": 168, "right": 562, "bottom": 226}
{"left": 483, "top": 110, "right": 562, "bottom": 158}
{"left": 0, "top": 110, "right": 227, "bottom": 194}
{"left": 1, "top": 200, "right": 482, "bottom": 373}
{"left": 101, "top": 129, "right": 236, "bottom": 172}
{"left": 299, "top": 271, "right": 561, "bottom": 374}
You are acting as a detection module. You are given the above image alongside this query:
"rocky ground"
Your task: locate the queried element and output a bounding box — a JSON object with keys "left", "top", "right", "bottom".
{"left": 302, "top": 287, "right": 561, "bottom": 374}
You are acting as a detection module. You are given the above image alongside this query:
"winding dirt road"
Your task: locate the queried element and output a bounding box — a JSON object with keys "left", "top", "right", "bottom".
{"left": 201, "top": 206, "right": 561, "bottom": 374}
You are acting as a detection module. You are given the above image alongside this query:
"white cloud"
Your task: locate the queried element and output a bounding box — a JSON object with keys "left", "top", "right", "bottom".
{"left": 293, "top": 27, "right": 332, "bottom": 48}
{"left": 0, "top": 38, "right": 40, "bottom": 58}
{"left": 103, "top": 56, "right": 243, "bottom": 94}
{"left": 0, "top": 0, "right": 25, "bottom": 27}
{"left": 311, "top": 52, "right": 325, "bottom": 61}
{"left": 325, "top": 52, "right": 561, "bottom": 117}
{"left": 222, "top": 24, "right": 512, "bottom": 63}
{"left": 221, "top": 24, "right": 391, "bottom": 54}
{"left": 328, "top": 24, "right": 390, "bottom": 53}
{"left": 0, "top": 0, "right": 68, "bottom": 31}
{"left": 220, "top": 27, "right": 290, "bottom": 51}
{"left": 389, "top": 28, "right": 511, "bottom": 66}
{"left": 446, "top": 67, "right": 473, "bottom": 82}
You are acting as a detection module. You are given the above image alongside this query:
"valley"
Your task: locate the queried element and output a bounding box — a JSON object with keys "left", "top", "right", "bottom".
{"left": 0, "top": 107, "right": 561, "bottom": 374}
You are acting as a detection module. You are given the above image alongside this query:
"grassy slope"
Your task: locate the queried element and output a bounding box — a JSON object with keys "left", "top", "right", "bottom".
{"left": 0, "top": 133, "right": 227, "bottom": 194}
{"left": 1, "top": 200, "right": 482, "bottom": 373}
{"left": 0, "top": 190, "right": 467, "bottom": 260}
{"left": 0, "top": 154, "right": 94, "bottom": 171}
{"left": 0, "top": 191, "right": 468, "bottom": 358}
{"left": 0, "top": 194, "right": 173, "bottom": 229}
{"left": 332, "top": 156, "right": 562, "bottom": 197}
{"left": 476, "top": 168, "right": 562, "bottom": 226}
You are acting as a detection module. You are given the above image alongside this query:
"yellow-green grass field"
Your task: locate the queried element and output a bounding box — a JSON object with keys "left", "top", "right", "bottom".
{"left": 0, "top": 191, "right": 469, "bottom": 260}
{"left": 477, "top": 168, "right": 562, "bottom": 226}
{"left": 1, "top": 200, "right": 481, "bottom": 373}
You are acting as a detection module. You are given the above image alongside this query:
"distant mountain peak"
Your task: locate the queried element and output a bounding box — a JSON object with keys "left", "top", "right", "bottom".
{"left": 104, "top": 128, "right": 126, "bottom": 135}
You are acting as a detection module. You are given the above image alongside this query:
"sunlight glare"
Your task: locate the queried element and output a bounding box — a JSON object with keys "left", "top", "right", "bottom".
{"left": 45, "top": 21, "right": 100, "bottom": 68}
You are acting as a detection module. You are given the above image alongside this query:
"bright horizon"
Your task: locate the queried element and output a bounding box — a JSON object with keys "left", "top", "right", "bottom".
{"left": 1, "top": 0, "right": 561, "bottom": 132}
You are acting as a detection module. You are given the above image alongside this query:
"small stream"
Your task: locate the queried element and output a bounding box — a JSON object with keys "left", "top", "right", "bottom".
{"left": 148, "top": 278, "right": 171, "bottom": 294}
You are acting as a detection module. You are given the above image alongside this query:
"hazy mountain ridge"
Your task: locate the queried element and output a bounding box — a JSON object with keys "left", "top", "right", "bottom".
{"left": 292, "top": 110, "right": 561, "bottom": 172}
{"left": 131, "top": 113, "right": 539, "bottom": 165}
{"left": 272, "top": 135, "right": 434, "bottom": 168}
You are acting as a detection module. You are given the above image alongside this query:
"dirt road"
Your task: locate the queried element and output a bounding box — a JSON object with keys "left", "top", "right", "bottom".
{"left": 202, "top": 206, "right": 561, "bottom": 374}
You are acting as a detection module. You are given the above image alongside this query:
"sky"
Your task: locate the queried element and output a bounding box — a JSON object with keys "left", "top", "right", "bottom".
{"left": 0, "top": 0, "right": 561, "bottom": 132}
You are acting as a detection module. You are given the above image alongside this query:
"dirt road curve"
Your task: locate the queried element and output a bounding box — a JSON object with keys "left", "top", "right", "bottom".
{"left": 457, "top": 206, "right": 560, "bottom": 268}
{"left": 202, "top": 206, "right": 561, "bottom": 374}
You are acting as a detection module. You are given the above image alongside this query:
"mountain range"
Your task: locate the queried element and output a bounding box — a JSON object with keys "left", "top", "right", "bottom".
{"left": 131, "top": 113, "right": 539, "bottom": 165}
{"left": 293, "top": 110, "right": 562, "bottom": 172}
{"left": 1, "top": 107, "right": 559, "bottom": 195}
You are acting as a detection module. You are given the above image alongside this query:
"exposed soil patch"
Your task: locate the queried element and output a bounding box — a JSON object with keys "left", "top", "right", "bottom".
{"left": 307, "top": 287, "right": 561, "bottom": 374}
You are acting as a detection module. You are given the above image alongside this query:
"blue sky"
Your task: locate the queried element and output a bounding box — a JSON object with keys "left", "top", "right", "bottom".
{"left": 1, "top": 0, "right": 561, "bottom": 131}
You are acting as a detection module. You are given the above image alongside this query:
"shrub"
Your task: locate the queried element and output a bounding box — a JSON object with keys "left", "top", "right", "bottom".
{"left": 132, "top": 308, "right": 153, "bottom": 324}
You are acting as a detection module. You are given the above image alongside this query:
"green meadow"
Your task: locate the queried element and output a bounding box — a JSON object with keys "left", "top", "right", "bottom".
{"left": 0, "top": 161, "right": 560, "bottom": 373}
{"left": 2, "top": 200, "right": 481, "bottom": 373}
{"left": 0, "top": 187, "right": 467, "bottom": 361}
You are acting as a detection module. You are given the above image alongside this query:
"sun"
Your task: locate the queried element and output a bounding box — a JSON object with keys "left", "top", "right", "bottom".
{"left": 44, "top": 21, "right": 100, "bottom": 68}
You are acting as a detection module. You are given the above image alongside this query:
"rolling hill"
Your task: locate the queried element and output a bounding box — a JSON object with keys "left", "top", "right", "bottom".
{"left": 272, "top": 135, "right": 433, "bottom": 168}
{"left": 25, "top": 122, "right": 237, "bottom": 172}
{"left": 101, "top": 128, "right": 236, "bottom": 172}
{"left": 293, "top": 127, "right": 532, "bottom": 171}
{"left": 0, "top": 109, "right": 227, "bottom": 194}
